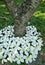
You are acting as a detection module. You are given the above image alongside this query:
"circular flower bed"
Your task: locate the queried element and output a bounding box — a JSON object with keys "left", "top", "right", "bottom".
{"left": 0, "top": 25, "right": 43, "bottom": 64}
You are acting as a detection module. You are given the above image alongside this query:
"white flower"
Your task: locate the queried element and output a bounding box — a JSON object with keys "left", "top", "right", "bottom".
{"left": 32, "top": 54, "right": 37, "bottom": 61}
{"left": 23, "top": 40, "right": 29, "bottom": 46}
{"left": 14, "top": 43, "right": 21, "bottom": 51}
{"left": 1, "top": 54, "right": 7, "bottom": 64}
{"left": 15, "top": 37, "right": 21, "bottom": 44}
{"left": 4, "top": 48, "right": 10, "bottom": 55}
{"left": 31, "top": 40, "right": 37, "bottom": 46}
{"left": 0, "top": 30, "right": 3, "bottom": 37}
{"left": 35, "top": 45, "right": 41, "bottom": 51}
{"left": 25, "top": 55, "right": 32, "bottom": 64}
{"left": 26, "top": 43, "right": 30, "bottom": 51}
{"left": 0, "top": 25, "right": 43, "bottom": 64}
{"left": 10, "top": 49, "right": 18, "bottom": 56}
{"left": 30, "top": 46, "right": 35, "bottom": 53}
{"left": 0, "top": 50, "right": 3, "bottom": 59}
{"left": 7, "top": 56, "right": 13, "bottom": 63}
{"left": 25, "top": 51, "right": 29, "bottom": 56}
{"left": 30, "top": 46, "right": 38, "bottom": 55}
{"left": 16, "top": 54, "right": 24, "bottom": 64}
{"left": 2, "top": 59, "right": 7, "bottom": 64}
{"left": 0, "top": 49, "right": 5, "bottom": 57}
{"left": 37, "top": 38, "right": 43, "bottom": 46}
{"left": 20, "top": 45, "right": 27, "bottom": 53}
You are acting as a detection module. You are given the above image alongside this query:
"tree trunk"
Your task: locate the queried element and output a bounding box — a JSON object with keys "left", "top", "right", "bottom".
{"left": 4, "top": 0, "right": 41, "bottom": 37}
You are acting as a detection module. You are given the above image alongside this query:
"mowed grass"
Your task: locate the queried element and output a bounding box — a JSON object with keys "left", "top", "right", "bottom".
{"left": 0, "top": 0, "right": 45, "bottom": 65}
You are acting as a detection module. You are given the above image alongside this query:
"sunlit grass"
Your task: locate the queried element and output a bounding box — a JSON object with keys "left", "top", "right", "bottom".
{"left": 0, "top": 4, "right": 6, "bottom": 7}
{"left": 4, "top": 12, "right": 10, "bottom": 15}
{"left": 33, "top": 11, "right": 45, "bottom": 19}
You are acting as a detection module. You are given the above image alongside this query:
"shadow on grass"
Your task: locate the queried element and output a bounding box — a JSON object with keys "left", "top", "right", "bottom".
{"left": 0, "top": 1, "right": 14, "bottom": 29}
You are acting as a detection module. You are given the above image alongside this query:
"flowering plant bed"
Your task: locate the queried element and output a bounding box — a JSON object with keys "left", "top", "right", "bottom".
{"left": 0, "top": 25, "right": 43, "bottom": 64}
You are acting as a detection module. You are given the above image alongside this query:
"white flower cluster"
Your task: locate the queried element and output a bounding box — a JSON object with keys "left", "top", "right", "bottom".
{"left": 0, "top": 25, "right": 43, "bottom": 64}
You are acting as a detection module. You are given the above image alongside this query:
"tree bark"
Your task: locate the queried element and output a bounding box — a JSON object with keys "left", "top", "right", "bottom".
{"left": 4, "top": 0, "right": 41, "bottom": 37}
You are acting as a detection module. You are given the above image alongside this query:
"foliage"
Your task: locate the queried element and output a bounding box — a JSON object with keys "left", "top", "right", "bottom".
{"left": 16, "top": 0, "right": 24, "bottom": 4}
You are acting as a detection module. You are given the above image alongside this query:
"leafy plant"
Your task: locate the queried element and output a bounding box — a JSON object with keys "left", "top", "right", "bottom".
{"left": 16, "top": 0, "right": 24, "bottom": 4}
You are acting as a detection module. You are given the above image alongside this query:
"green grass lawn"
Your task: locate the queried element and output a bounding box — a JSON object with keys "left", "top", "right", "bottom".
{"left": 0, "top": 0, "right": 45, "bottom": 65}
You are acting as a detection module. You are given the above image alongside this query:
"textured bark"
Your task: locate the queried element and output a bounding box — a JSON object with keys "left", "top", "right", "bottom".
{"left": 4, "top": 0, "right": 41, "bottom": 37}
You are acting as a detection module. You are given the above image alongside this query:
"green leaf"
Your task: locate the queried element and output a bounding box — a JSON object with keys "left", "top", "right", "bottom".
{"left": 16, "top": 0, "right": 24, "bottom": 4}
